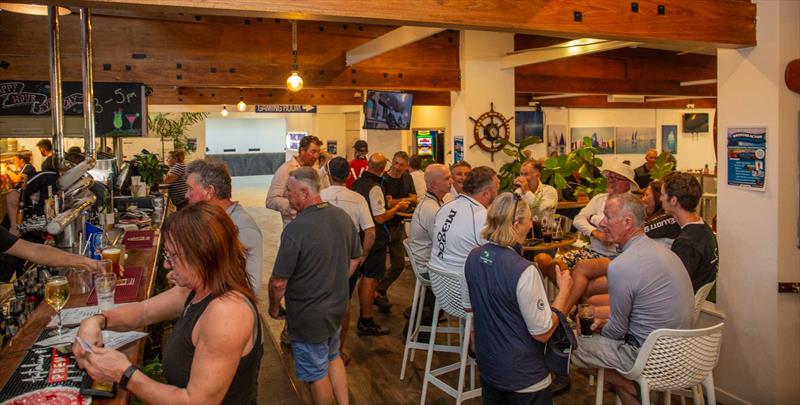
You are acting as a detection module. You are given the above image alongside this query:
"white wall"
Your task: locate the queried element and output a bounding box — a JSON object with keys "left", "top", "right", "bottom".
{"left": 716, "top": 0, "right": 800, "bottom": 403}
{"left": 205, "top": 117, "right": 286, "bottom": 154}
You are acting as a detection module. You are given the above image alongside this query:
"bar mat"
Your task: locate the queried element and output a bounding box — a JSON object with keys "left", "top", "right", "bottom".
{"left": 0, "top": 329, "right": 86, "bottom": 404}
{"left": 86, "top": 266, "right": 144, "bottom": 305}
{"left": 123, "top": 230, "right": 155, "bottom": 249}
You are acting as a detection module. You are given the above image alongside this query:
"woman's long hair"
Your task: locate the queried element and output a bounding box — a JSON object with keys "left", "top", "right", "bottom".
{"left": 647, "top": 180, "right": 664, "bottom": 218}
{"left": 482, "top": 192, "right": 531, "bottom": 247}
{"left": 162, "top": 202, "right": 256, "bottom": 304}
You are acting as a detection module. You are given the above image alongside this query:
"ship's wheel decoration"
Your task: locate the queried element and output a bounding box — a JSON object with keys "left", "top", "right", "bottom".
{"left": 469, "top": 102, "right": 513, "bottom": 162}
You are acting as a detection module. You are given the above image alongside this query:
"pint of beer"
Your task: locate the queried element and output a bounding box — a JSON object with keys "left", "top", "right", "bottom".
{"left": 101, "top": 246, "right": 125, "bottom": 276}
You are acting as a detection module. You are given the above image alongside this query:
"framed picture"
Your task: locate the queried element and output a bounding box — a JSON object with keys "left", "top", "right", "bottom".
{"left": 661, "top": 125, "right": 678, "bottom": 154}
{"left": 570, "top": 127, "right": 614, "bottom": 154}
{"left": 546, "top": 124, "right": 567, "bottom": 156}
{"left": 615, "top": 127, "right": 656, "bottom": 154}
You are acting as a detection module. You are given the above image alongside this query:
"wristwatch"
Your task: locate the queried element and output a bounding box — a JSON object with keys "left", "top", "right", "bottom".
{"left": 119, "top": 365, "right": 139, "bottom": 390}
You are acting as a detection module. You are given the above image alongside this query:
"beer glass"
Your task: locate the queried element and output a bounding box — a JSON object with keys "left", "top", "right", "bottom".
{"left": 45, "top": 276, "right": 70, "bottom": 336}
{"left": 101, "top": 245, "right": 125, "bottom": 277}
{"left": 577, "top": 304, "right": 595, "bottom": 337}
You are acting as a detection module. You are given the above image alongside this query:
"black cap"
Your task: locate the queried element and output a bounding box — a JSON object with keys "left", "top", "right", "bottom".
{"left": 327, "top": 157, "right": 350, "bottom": 181}
{"left": 354, "top": 140, "right": 368, "bottom": 152}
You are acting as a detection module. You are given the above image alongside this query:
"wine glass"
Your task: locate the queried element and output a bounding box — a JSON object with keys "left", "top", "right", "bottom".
{"left": 45, "top": 275, "right": 71, "bottom": 336}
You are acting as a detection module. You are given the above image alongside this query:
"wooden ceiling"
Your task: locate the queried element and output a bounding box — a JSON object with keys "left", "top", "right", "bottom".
{"left": 0, "top": 0, "right": 748, "bottom": 108}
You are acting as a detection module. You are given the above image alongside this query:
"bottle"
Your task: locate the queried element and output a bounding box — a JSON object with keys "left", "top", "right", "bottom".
{"left": 703, "top": 164, "right": 709, "bottom": 174}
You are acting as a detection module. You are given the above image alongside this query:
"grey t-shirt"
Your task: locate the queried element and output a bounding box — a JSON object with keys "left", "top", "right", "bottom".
{"left": 272, "top": 202, "right": 362, "bottom": 343}
{"left": 603, "top": 234, "right": 694, "bottom": 346}
{"left": 226, "top": 202, "right": 263, "bottom": 294}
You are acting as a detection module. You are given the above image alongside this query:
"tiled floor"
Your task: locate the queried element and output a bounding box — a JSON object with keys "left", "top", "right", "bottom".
{"left": 231, "top": 175, "right": 663, "bottom": 405}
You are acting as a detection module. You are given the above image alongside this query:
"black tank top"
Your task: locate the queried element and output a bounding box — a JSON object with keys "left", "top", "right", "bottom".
{"left": 162, "top": 291, "right": 263, "bottom": 404}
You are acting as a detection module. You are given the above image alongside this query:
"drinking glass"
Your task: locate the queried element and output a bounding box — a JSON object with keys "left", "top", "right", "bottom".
{"left": 101, "top": 245, "right": 125, "bottom": 277}
{"left": 45, "top": 276, "right": 70, "bottom": 336}
{"left": 94, "top": 272, "right": 117, "bottom": 312}
{"left": 541, "top": 215, "right": 554, "bottom": 243}
{"left": 577, "top": 304, "right": 595, "bottom": 337}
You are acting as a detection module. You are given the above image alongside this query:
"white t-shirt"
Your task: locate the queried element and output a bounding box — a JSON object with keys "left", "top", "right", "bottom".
{"left": 367, "top": 185, "right": 387, "bottom": 216}
{"left": 429, "top": 194, "right": 488, "bottom": 308}
{"left": 410, "top": 170, "right": 426, "bottom": 196}
{"left": 320, "top": 185, "right": 375, "bottom": 232}
{"left": 515, "top": 181, "right": 558, "bottom": 216}
{"left": 408, "top": 192, "right": 442, "bottom": 275}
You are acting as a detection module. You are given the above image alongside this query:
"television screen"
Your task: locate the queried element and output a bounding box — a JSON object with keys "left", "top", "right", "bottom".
{"left": 515, "top": 111, "right": 544, "bottom": 143}
{"left": 363, "top": 90, "right": 413, "bottom": 130}
{"left": 683, "top": 113, "right": 709, "bottom": 133}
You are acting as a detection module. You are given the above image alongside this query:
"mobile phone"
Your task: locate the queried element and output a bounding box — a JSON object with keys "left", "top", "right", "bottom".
{"left": 80, "top": 374, "right": 116, "bottom": 398}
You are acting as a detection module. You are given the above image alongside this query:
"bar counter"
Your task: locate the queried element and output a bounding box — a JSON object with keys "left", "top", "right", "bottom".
{"left": 0, "top": 205, "right": 168, "bottom": 404}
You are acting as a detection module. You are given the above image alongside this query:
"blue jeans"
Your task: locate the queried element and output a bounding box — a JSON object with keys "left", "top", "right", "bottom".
{"left": 290, "top": 330, "right": 341, "bottom": 382}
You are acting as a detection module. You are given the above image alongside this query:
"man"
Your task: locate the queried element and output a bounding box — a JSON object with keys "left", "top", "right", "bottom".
{"left": 36, "top": 139, "right": 57, "bottom": 172}
{"left": 405, "top": 163, "right": 451, "bottom": 321}
{"left": 514, "top": 160, "right": 558, "bottom": 216}
{"left": 3, "top": 153, "right": 37, "bottom": 235}
{"left": 346, "top": 140, "right": 369, "bottom": 189}
{"left": 320, "top": 157, "right": 376, "bottom": 362}
{"left": 352, "top": 153, "right": 410, "bottom": 335}
{"left": 266, "top": 135, "right": 323, "bottom": 227}
{"left": 408, "top": 154, "right": 426, "bottom": 196}
{"left": 428, "top": 166, "right": 499, "bottom": 309}
{"left": 375, "top": 151, "right": 417, "bottom": 311}
{"left": 633, "top": 148, "right": 658, "bottom": 189}
{"left": 444, "top": 160, "right": 471, "bottom": 202}
{"left": 268, "top": 168, "right": 361, "bottom": 405}
{"left": 185, "top": 158, "right": 263, "bottom": 293}
{"left": 571, "top": 193, "right": 693, "bottom": 404}
{"left": 661, "top": 172, "right": 719, "bottom": 292}
{"left": 1, "top": 225, "right": 101, "bottom": 281}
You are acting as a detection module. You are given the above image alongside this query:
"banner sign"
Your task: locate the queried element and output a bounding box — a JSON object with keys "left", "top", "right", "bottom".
{"left": 256, "top": 104, "right": 317, "bottom": 113}
{"left": 286, "top": 131, "right": 307, "bottom": 152}
{"left": 727, "top": 127, "right": 766, "bottom": 191}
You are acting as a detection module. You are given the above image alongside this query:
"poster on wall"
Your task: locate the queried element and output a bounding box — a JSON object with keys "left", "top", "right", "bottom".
{"left": 546, "top": 124, "right": 567, "bottom": 156}
{"left": 727, "top": 127, "right": 766, "bottom": 191}
{"left": 615, "top": 127, "right": 656, "bottom": 154}
{"left": 514, "top": 111, "right": 544, "bottom": 144}
{"left": 285, "top": 131, "right": 307, "bottom": 152}
{"left": 327, "top": 140, "right": 337, "bottom": 155}
{"left": 453, "top": 135, "right": 464, "bottom": 163}
{"left": 661, "top": 125, "right": 678, "bottom": 154}
{"left": 570, "top": 127, "right": 614, "bottom": 154}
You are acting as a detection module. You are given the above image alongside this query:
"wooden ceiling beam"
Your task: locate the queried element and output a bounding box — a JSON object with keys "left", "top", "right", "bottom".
{"left": 148, "top": 87, "right": 451, "bottom": 106}
{"left": 501, "top": 39, "right": 641, "bottom": 69}
{"left": 516, "top": 94, "right": 717, "bottom": 109}
{"left": 346, "top": 26, "right": 445, "bottom": 66}
{"left": 516, "top": 73, "right": 716, "bottom": 96}
{"left": 28, "top": 0, "right": 756, "bottom": 47}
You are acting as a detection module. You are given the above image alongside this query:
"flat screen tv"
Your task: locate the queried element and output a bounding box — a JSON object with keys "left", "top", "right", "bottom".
{"left": 515, "top": 111, "right": 544, "bottom": 143}
{"left": 363, "top": 90, "right": 413, "bottom": 130}
{"left": 683, "top": 113, "right": 709, "bottom": 133}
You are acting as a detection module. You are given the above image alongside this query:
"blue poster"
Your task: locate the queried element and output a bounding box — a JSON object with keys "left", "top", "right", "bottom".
{"left": 661, "top": 125, "right": 678, "bottom": 154}
{"left": 727, "top": 127, "right": 766, "bottom": 191}
{"left": 453, "top": 136, "right": 464, "bottom": 163}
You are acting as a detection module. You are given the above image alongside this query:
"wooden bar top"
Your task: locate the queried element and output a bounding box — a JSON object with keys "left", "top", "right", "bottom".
{"left": 0, "top": 208, "right": 166, "bottom": 404}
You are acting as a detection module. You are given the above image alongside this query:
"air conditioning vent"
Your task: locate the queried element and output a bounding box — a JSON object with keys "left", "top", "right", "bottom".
{"left": 607, "top": 94, "right": 645, "bottom": 103}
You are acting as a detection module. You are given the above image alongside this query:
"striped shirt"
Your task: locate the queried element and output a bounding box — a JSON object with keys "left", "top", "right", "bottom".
{"left": 167, "top": 162, "right": 188, "bottom": 206}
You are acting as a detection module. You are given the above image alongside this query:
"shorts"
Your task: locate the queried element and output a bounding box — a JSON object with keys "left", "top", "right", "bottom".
{"left": 559, "top": 248, "right": 607, "bottom": 270}
{"left": 290, "top": 330, "right": 342, "bottom": 382}
{"left": 359, "top": 244, "right": 386, "bottom": 280}
{"left": 570, "top": 334, "right": 639, "bottom": 373}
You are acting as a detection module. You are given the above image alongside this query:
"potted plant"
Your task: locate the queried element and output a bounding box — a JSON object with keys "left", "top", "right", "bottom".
{"left": 496, "top": 135, "right": 542, "bottom": 192}
{"left": 648, "top": 152, "right": 676, "bottom": 182}
{"left": 147, "top": 112, "right": 207, "bottom": 155}
{"left": 541, "top": 136, "right": 606, "bottom": 201}
{"left": 132, "top": 151, "right": 167, "bottom": 191}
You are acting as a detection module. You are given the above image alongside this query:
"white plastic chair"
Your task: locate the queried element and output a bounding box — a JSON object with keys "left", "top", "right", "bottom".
{"left": 595, "top": 323, "right": 724, "bottom": 405}
{"left": 693, "top": 281, "right": 716, "bottom": 326}
{"left": 421, "top": 267, "right": 481, "bottom": 404}
{"left": 400, "top": 240, "right": 462, "bottom": 380}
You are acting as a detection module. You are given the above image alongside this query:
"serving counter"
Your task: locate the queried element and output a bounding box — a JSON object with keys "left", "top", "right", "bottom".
{"left": 0, "top": 205, "right": 168, "bottom": 404}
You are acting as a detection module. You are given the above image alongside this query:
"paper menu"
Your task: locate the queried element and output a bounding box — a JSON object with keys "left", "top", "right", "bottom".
{"left": 45, "top": 305, "right": 127, "bottom": 329}
{"left": 35, "top": 328, "right": 148, "bottom": 350}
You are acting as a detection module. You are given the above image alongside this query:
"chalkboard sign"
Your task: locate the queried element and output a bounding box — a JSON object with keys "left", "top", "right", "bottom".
{"left": 0, "top": 80, "right": 147, "bottom": 137}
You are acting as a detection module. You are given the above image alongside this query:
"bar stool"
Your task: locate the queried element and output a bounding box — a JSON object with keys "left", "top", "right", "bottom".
{"left": 421, "top": 267, "right": 481, "bottom": 404}
{"left": 400, "top": 240, "right": 462, "bottom": 380}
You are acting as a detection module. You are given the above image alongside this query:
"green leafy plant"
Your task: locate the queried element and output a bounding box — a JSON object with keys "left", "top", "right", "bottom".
{"left": 132, "top": 152, "right": 167, "bottom": 188}
{"left": 496, "top": 135, "right": 542, "bottom": 192}
{"left": 148, "top": 112, "right": 207, "bottom": 153}
{"left": 541, "top": 136, "right": 607, "bottom": 200}
{"left": 648, "top": 152, "right": 676, "bottom": 181}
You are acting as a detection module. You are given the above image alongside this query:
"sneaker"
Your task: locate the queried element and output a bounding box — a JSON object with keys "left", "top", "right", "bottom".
{"left": 357, "top": 318, "right": 390, "bottom": 336}
{"left": 374, "top": 294, "right": 392, "bottom": 313}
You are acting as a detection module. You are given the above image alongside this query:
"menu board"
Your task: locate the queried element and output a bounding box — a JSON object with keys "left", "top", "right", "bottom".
{"left": 0, "top": 80, "right": 147, "bottom": 137}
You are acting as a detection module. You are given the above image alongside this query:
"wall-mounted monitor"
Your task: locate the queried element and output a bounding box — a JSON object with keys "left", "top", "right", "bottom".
{"left": 515, "top": 111, "right": 544, "bottom": 143}
{"left": 363, "top": 90, "right": 413, "bottom": 130}
{"left": 683, "top": 113, "right": 709, "bottom": 133}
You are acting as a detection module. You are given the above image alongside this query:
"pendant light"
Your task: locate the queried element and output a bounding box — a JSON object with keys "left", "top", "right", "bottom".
{"left": 236, "top": 90, "right": 247, "bottom": 112}
{"left": 286, "top": 20, "right": 304, "bottom": 92}
{"left": 221, "top": 105, "right": 229, "bottom": 117}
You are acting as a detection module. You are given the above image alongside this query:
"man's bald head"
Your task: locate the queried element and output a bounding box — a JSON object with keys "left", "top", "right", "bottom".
{"left": 424, "top": 163, "right": 452, "bottom": 200}
{"left": 367, "top": 152, "right": 388, "bottom": 174}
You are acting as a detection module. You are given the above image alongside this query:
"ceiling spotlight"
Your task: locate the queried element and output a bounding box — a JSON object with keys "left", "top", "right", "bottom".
{"left": 236, "top": 91, "right": 247, "bottom": 112}
{"left": 0, "top": 3, "right": 71, "bottom": 15}
{"left": 221, "top": 105, "right": 229, "bottom": 117}
{"left": 286, "top": 20, "right": 303, "bottom": 92}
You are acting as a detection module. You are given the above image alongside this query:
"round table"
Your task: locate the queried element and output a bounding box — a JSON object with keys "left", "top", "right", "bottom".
{"left": 522, "top": 234, "right": 578, "bottom": 254}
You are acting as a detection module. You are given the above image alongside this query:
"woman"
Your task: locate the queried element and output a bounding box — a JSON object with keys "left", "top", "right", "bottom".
{"left": 73, "top": 202, "right": 262, "bottom": 404}
{"left": 464, "top": 192, "right": 572, "bottom": 404}
{"left": 163, "top": 150, "right": 188, "bottom": 209}
{"left": 563, "top": 181, "right": 680, "bottom": 319}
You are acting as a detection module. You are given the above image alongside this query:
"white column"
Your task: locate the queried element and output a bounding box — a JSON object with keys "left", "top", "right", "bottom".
{"left": 715, "top": 0, "right": 800, "bottom": 403}
{"left": 450, "top": 30, "right": 515, "bottom": 169}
